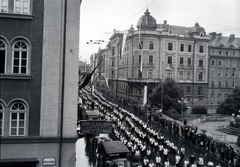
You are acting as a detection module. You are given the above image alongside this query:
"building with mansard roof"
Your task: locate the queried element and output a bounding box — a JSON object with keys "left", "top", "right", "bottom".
{"left": 208, "top": 33, "right": 240, "bottom": 112}
{"left": 97, "top": 9, "right": 210, "bottom": 109}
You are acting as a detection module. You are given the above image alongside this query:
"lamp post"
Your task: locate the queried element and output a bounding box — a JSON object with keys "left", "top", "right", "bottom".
{"left": 161, "top": 63, "right": 172, "bottom": 113}
{"left": 178, "top": 98, "right": 187, "bottom": 121}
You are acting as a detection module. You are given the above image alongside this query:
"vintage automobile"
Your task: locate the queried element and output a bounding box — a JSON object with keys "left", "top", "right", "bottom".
{"left": 97, "top": 141, "right": 131, "bottom": 167}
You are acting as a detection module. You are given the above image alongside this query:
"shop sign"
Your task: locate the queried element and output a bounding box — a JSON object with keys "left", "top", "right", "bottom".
{"left": 80, "top": 120, "right": 112, "bottom": 134}
{"left": 43, "top": 158, "right": 56, "bottom": 166}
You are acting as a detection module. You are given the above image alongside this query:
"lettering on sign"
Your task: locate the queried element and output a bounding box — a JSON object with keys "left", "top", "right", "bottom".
{"left": 80, "top": 120, "right": 112, "bottom": 134}
{"left": 42, "top": 158, "right": 56, "bottom": 166}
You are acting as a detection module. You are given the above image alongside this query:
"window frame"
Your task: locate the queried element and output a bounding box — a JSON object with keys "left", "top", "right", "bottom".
{"left": 14, "top": 0, "right": 30, "bottom": 15}
{"left": 180, "top": 57, "right": 183, "bottom": 65}
{"left": 198, "top": 71, "right": 203, "bottom": 80}
{"left": 199, "top": 59, "right": 203, "bottom": 67}
{"left": 168, "top": 42, "right": 173, "bottom": 51}
{"left": 149, "top": 41, "right": 154, "bottom": 50}
{"left": 0, "top": 39, "right": 7, "bottom": 74}
{"left": 0, "top": 103, "right": 4, "bottom": 136}
{"left": 0, "top": 0, "right": 8, "bottom": 13}
{"left": 199, "top": 45, "right": 204, "bottom": 53}
{"left": 167, "top": 56, "right": 172, "bottom": 65}
{"left": 148, "top": 70, "right": 153, "bottom": 78}
{"left": 12, "top": 40, "right": 29, "bottom": 74}
{"left": 187, "top": 58, "right": 191, "bottom": 66}
{"left": 188, "top": 45, "right": 191, "bottom": 52}
{"left": 9, "top": 102, "right": 26, "bottom": 136}
{"left": 179, "top": 71, "right": 183, "bottom": 79}
{"left": 148, "top": 55, "right": 153, "bottom": 64}
{"left": 180, "top": 44, "right": 184, "bottom": 52}
{"left": 187, "top": 71, "right": 191, "bottom": 80}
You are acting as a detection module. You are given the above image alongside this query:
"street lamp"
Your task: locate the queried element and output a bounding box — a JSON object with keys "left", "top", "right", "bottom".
{"left": 161, "top": 63, "right": 172, "bottom": 112}
{"left": 178, "top": 98, "right": 187, "bottom": 121}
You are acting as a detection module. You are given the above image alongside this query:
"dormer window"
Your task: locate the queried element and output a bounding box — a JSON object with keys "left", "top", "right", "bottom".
{"left": 169, "top": 29, "right": 173, "bottom": 34}
{"left": 200, "top": 33, "right": 204, "bottom": 37}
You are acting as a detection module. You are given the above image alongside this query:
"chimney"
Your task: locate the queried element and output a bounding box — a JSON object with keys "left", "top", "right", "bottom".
{"left": 164, "top": 20, "right": 167, "bottom": 24}
{"left": 229, "top": 34, "right": 235, "bottom": 40}
{"left": 210, "top": 32, "right": 216, "bottom": 39}
{"left": 218, "top": 33, "right": 222, "bottom": 38}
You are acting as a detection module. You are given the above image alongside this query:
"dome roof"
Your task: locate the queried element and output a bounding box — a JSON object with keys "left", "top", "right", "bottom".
{"left": 189, "top": 22, "right": 206, "bottom": 34}
{"left": 137, "top": 9, "right": 157, "bottom": 30}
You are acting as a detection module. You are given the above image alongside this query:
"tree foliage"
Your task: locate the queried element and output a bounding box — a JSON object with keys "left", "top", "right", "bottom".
{"left": 148, "top": 78, "right": 186, "bottom": 114}
{"left": 216, "top": 86, "right": 240, "bottom": 115}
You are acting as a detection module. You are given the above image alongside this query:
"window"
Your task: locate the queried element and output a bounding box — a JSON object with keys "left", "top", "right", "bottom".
{"left": 212, "top": 50, "right": 215, "bottom": 54}
{"left": 225, "top": 81, "right": 228, "bottom": 88}
{"left": 112, "top": 48, "right": 115, "bottom": 56}
{"left": 0, "top": 40, "right": 6, "bottom": 74}
{"left": 199, "top": 59, "right": 203, "bottom": 66}
{"left": 211, "top": 60, "right": 215, "bottom": 66}
{"left": 139, "top": 41, "right": 143, "bottom": 49}
{"left": 211, "top": 70, "right": 215, "bottom": 77}
{"left": 232, "top": 61, "right": 236, "bottom": 67}
{"left": 14, "top": 0, "right": 30, "bottom": 14}
{"left": 138, "top": 88, "right": 142, "bottom": 95}
{"left": 225, "top": 70, "right": 229, "bottom": 77}
{"left": 149, "top": 55, "right": 153, "bottom": 63}
{"left": 180, "top": 44, "right": 184, "bottom": 52}
{"left": 10, "top": 102, "right": 26, "bottom": 136}
{"left": 210, "top": 94, "right": 214, "bottom": 104}
{"left": 199, "top": 45, "right": 203, "bottom": 53}
{"left": 187, "top": 58, "right": 191, "bottom": 66}
{"left": 198, "top": 72, "right": 203, "bottom": 80}
{"left": 169, "top": 29, "right": 173, "bottom": 34}
{"left": 148, "top": 70, "right": 153, "bottom": 78}
{"left": 233, "top": 81, "right": 235, "bottom": 88}
{"left": 138, "top": 55, "right": 141, "bottom": 63}
{"left": 149, "top": 41, "right": 154, "bottom": 49}
{"left": 132, "top": 55, "right": 134, "bottom": 63}
{"left": 218, "top": 60, "right": 222, "bottom": 67}
{"left": 217, "top": 94, "right": 222, "bottom": 104}
{"left": 179, "top": 71, "right": 183, "bottom": 79}
{"left": 0, "top": 0, "right": 8, "bottom": 12}
{"left": 218, "top": 81, "right": 221, "bottom": 87}
{"left": 233, "top": 52, "right": 235, "bottom": 56}
{"left": 225, "top": 60, "right": 229, "bottom": 67}
{"left": 0, "top": 103, "right": 3, "bottom": 136}
{"left": 232, "top": 71, "right": 236, "bottom": 77}
{"left": 218, "top": 70, "right": 222, "bottom": 77}
{"left": 180, "top": 57, "right": 183, "bottom": 65}
{"left": 188, "top": 45, "right": 191, "bottom": 52}
{"left": 168, "top": 56, "right": 172, "bottom": 65}
{"left": 168, "top": 42, "right": 173, "bottom": 51}
{"left": 132, "top": 69, "right": 134, "bottom": 77}
{"left": 219, "top": 51, "right": 221, "bottom": 55}
{"left": 187, "top": 71, "right": 191, "bottom": 79}
{"left": 211, "top": 81, "right": 214, "bottom": 87}
{"left": 12, "top": 40, "right": 29, "bottom": 74}
{"left": 186, "top": 86, "right": 191, "bottom": 95}
{"left": 226, "top": 51, "right": 228, "bottom": 56}
{"left": 198, "top": 87, "right": 203, "bottom": 95}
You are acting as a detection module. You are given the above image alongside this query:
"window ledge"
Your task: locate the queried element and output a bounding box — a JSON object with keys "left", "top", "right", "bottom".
{"left": 0, "top": 13, "right": 34, "bottom": 20}
{"left": 0, "top": 74, "right": 32, "bottom": 80}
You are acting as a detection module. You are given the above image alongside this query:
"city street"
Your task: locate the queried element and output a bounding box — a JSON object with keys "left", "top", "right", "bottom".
{"left": 76, "top": 120, "right": 232, "bottom": 167}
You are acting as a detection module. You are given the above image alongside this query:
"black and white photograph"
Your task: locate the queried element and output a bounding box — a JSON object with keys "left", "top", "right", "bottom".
{"left": 0, "top": 0, "right": 240, "bottom": 167}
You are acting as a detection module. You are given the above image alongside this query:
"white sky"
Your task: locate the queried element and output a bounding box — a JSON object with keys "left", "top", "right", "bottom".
{"left": 79, "top": 0, "right": 240, "bottom": 63}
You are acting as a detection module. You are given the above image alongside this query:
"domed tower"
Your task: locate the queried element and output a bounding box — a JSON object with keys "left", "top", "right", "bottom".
{"left": 136, "top": 9, "right": 157, "bottom": 30}
{"left": 189, "top": 22, "right": 206, "bottom": 36}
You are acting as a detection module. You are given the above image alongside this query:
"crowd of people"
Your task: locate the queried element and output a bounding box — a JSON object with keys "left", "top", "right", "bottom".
{"left": 80, "top": 87, "right": 240, "bottom": 167}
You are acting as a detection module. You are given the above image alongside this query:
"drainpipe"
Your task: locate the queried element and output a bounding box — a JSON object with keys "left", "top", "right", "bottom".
{"left": 192, "top": 40, "right": 196, "bottom": 106}
{"left": 59, "top": 0, "right": 67, "bottom": 166}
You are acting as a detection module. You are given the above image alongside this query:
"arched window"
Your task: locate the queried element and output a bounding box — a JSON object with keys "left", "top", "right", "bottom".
{"left": 0, "top": 40, "right": 7, "bottom": 74}
{"left": 0, "top": 103, "right": 4, "bottom": 136}
{"left": 217, "top": 93, "right": 222, "bottom": 104}
{"left": 10, "top": 102, "right": 26, "bottom": 136}
{"left": 210, "top": 93, "right": 214, "bottom": 104}
{"left": 224, "top": 93, "right": 228, "bottom": 100}
{"left": 12, "top": 40, "right": 29, "bottom": 74}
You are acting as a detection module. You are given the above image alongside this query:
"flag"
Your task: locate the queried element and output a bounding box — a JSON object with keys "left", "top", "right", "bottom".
{"left": 105, "top": 78, "right": 109, "bottom": 89}
{"left": 79, "top": 59, "right": 103, "bottom": 90}
{"left": 120, "top": 30, "right": 128, "bottom": 59}
{"left": 138, "top": 19, "right": 143, "bottom": 72}
{"left": 143, "top": 85, "right": 148, "bottom": 106}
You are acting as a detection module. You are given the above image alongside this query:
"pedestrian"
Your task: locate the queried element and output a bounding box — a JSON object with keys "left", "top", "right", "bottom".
{"left": 163, "top": 147, "right": 169, "bottom": 162}
{"left": 207, "top": 161, "right": 214, "bottom": 167}
{"left": 189, "top": 153, "right": 196, "bottom": 165}
{"left": 155, "top": 152, "right": 161, "bottom": 167}
{"left": 184, "top": 158, "right": 190, "bottom": 167}
{"left": 236, "top": 151, "right": 240, "bottom": 167}
{"left": 148, "top": 159, "right": 155, "bottom": 167}
{"left": 164, "top": 159, "right": 170, "bottom": 167}
{"left": 198, "top": 154, "right": 204, "bottom": 167}
{"left": 143, "top": 156, "right": 150, "bottom": 167}
{"left": 175, "top": 153, "right": 181, "bottom": 167}
{"left": 180, "top": 145, "right": 185, "bottom": 162}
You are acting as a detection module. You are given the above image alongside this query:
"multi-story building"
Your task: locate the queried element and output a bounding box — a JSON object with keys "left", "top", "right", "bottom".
{"left": 0, "top": 0, "right": 80, "bottom": 166}
{"left": 208, "top": 33, "right": 240, "bottom": 112}
{"left": 100, "top": 9, "right": 209, "bottom": 107}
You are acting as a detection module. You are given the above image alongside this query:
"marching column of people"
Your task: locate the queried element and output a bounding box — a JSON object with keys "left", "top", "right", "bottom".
{"left": 81, "top": 87, "right": 240, "bottom": 167}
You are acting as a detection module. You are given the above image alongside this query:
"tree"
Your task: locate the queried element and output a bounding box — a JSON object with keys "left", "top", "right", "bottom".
{"left": 148, "top": 78, "right": 186, "bottom": 114}
{"left": 216, "top": 86, "right": 240, "bottom": 115}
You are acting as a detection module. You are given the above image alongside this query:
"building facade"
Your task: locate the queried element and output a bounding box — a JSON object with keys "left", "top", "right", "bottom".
{"left": 98, "top": 9, "right": 209, "bottom": 107}
{"left": 0, "top": 0, "right": 80, "bottom": 166}
{"left": 208, "top": 33, "right": 240, "bottom": 112}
